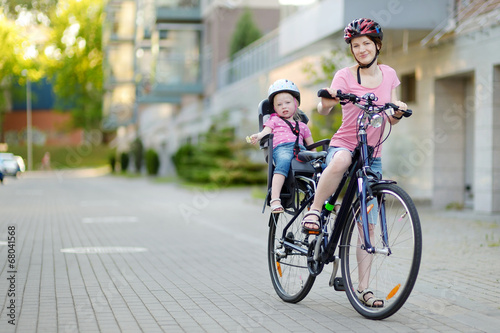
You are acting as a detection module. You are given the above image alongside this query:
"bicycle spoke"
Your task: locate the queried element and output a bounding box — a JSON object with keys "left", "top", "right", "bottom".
{"left": 340, "top": 183, "right": 422, "bottom": 319}
{"left": 268, "top": 203, "right": 315, "bottom": 303}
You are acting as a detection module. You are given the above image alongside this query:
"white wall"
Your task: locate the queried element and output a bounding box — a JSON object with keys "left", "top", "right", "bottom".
{"left": 161, "top": 2, "right": 500, "bottom": 212}
{"left": 385, "top": 23, "right": 500, "bottom": 212}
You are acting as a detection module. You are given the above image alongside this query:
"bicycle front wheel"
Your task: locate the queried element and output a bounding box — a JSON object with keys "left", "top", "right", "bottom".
{"left": 268, "top": 208, "right": 315, "bottom": 303}
{"left": 340, "top": 183, "right": 422, "bottom": 319}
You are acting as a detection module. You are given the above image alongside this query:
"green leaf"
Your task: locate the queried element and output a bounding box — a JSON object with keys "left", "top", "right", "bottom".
{"left": 229, "top": 8, "right": 262, "bottom": 59}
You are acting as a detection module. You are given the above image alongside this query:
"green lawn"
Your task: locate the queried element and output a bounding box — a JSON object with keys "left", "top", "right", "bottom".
{"left": 7, "top": 144, "right": 114, "bottom": 170}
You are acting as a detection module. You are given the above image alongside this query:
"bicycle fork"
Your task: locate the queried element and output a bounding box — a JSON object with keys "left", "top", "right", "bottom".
{"left": 357, "top": 175, "right": 392, "bottom": 256}
{"left": 357, "top": 171, "right": 375, "bottom": 253}
{"left": 357, "top": 127, "right": 391, "bottom": 255}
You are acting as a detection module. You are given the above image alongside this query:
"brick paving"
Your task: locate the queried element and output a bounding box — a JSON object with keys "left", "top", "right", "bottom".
{"left": 0, "top": 171, "right": 499, "bottom": 332}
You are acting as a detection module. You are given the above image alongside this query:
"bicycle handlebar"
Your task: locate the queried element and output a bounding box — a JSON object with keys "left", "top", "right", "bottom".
{"left": 317, "top": 89, "right": 412, "bottom": 117}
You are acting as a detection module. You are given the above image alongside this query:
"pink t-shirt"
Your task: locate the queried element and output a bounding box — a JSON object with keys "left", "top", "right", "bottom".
{"left": 329, "top": 64, "right": 400, "bottom": 158}
{"left": 264, "top": 113, "right": 312, "bottom": 149}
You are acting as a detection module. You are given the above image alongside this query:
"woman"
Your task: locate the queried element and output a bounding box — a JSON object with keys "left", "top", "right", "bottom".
{"left": 301, "top": 18, "right": 408, "bottom": 307}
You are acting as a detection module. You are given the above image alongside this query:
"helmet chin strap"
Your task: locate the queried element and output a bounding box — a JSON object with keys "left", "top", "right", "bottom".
{"left": 356, "top": 49, "right": 379, "bottom": 85}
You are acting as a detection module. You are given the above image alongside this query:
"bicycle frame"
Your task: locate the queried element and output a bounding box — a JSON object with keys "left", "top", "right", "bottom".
{"left": 322, "top": 115, "right": 392, "bottom": 262}
{"left": 267, "top": 89, "right": 419, "bottom": 318}
{"left": 279, "top": 112, "right": 393, "bottom": 263}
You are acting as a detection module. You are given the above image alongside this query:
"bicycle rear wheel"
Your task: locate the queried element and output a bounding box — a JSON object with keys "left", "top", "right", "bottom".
{"left": 268, "top": 207, "right": 315, "bottom": 303}
{"left": 340, "top": 183, "right": 422, "bottom": 319}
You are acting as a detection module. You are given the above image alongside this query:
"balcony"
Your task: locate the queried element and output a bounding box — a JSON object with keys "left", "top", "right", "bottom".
{"left": 105, "top": 0, "right": 136, "bottom": 42}
{"left": 218, "top": 30, "right": 280, "bottom": 89}
{"left": 279, "top": 0, "right": 449, "bottom": 56}
{"left": 421, "top": 0, "right": 500, "bottom": 46}
{"left": 137, "top": 51, "right": 203, "bottom": 104}
{"left": 155, "top": 0, "right": 201, "bottom": 22}
{"left": 217, "top": 0, "right": 450, "bottom": 89}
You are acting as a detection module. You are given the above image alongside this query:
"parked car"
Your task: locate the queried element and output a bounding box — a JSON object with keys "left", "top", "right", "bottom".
{"left": 0, "top": 153, "right": 20, "bottom": 177}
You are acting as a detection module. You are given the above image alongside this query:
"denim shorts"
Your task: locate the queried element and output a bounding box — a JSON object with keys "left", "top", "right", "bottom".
{"left": 272, "top": 142, "right": 306, "bottom": 177}
{"left": 326, "top": 146, "right": 382, "bottom": 175}
{"left": 326, "top": 146, "right": 382, "bottom": 224}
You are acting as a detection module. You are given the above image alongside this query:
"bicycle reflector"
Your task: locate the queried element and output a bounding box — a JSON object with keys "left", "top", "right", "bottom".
{"left": 386, "top": 283, "right": 401, "bottom": 300}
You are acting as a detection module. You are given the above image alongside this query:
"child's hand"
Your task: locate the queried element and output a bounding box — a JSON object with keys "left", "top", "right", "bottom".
{"left": 247, "top": 134, "right": 259, "bottom": 145}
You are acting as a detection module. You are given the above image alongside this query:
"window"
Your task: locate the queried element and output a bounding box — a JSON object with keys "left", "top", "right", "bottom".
{"left": 401, "top": 72, "right": 416, "bottom": 103}
{"left": 156, "top": 29, "right": 201, "bottom": 85}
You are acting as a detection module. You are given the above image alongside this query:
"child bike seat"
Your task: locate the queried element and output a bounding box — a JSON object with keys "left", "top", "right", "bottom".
{"left": 296, "top": 151, "right": 327, "bottom": 162}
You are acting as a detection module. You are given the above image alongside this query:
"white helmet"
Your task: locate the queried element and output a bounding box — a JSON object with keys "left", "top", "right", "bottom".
{"left": 268, "top": 79, "right": 300, "bottom": 106}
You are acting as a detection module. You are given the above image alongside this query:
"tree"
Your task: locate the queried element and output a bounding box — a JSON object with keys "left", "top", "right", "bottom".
{"left": 43, "top": 0, "right": 104, "bottom": 130}
{"left": 145, "top": 149, "right": 160, "bottom": 176}
{"left": 302, "top": 49, "right": 349, "bottom": 141}
{"left": 0, "top": 12, "right": 41, "bottom": 139}
{"left": 172, "top": 112, "right": 266, "bottom": 185}
{"left": 1, "top": 0, "right": 57, "bottom": 17}
{"left": 229, "top": 8, "right": 262, "bottom": 59}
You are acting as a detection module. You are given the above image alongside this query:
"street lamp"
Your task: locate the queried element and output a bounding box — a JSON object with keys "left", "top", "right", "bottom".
{"left": 22, "top": 69, "right": 33, "bottom": 171}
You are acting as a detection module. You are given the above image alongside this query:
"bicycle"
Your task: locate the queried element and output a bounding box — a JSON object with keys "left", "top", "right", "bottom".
{"left": 267, "top": 89, "right": 422, "bottom": 319}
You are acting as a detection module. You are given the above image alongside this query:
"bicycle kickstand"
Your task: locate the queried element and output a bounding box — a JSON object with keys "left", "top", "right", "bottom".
{"left": 329, "top": 256, "right": 345, "bottom": 291}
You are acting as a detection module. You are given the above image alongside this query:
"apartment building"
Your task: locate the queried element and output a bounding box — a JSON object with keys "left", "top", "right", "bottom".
{"left": 388, "top": 0, "right": 500, "bottom": 213}
{"left": 104, "top": 0, "right": 500, "bottom": 213}
{"left": 204, "top": 0, "right": 500, "bottom": 213}
{"left": 205, "top": 0, "right": 450, "bottom": 202}
{"left": 103, "top": 0, "right": 280, "bottom": 172}
{"left": 102, "top": 0, "right": 137, "bottom": 154}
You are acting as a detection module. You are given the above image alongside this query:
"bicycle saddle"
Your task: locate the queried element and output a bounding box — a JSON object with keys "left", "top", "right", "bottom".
{"left": 296, "top": 151, "right": 327, "bottom": 162}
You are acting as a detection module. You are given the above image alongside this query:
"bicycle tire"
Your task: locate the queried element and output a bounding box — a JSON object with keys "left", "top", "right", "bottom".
{"left": 268, "top": 206, "right": 315, "bottom": 303}
{"left": 340, "top": 183, "right": 422, "bottom": 319}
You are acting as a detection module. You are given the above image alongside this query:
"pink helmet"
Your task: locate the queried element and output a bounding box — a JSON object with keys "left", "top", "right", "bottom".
{"left": 344, "top": 18, "right": 383, "bottom": 44}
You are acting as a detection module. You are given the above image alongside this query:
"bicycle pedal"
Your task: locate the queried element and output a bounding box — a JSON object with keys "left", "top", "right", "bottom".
{"left": 275, "top": 248, "right": 286, "bottom": 259}
{"left": 333, "top": 277, "right": 345, "bottom": 291}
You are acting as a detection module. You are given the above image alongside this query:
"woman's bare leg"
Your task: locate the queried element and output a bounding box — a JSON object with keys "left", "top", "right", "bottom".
{"left": 302, "top": 150, "right": 352, "bottom": 229}
{"left": 357, "top": 223, "right": 376, "bottom": 291}
{"left": 311, "top": 150, "right": 352, "bottom": 211}
{"left": 356, "top": 223, "right": 383, "bottom": 306}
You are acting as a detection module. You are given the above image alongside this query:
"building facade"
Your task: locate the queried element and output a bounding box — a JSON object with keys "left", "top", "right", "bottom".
{"left": 103, "top": 0, "right": 280, "bottom": 174}
{"left": 105, "top": 0, "right": 500, "bottom": 213}
{"left": 204, "top": 0, "right": 500, "bottom": 213}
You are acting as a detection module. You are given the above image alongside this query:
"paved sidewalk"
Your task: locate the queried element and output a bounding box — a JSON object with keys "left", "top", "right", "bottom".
{"left": 0, "top": 172, "right": 499, "bottom": 332}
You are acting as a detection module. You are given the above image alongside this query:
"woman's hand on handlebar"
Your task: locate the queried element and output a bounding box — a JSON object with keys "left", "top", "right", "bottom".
{"left": 392, "top": 101, "right": 407, "bottom": 111}
{"left": 317, "top": 88, "right": 339, "bottom": 115}
{"left": 391, "top": 101, "right": 407, "bottom": 119}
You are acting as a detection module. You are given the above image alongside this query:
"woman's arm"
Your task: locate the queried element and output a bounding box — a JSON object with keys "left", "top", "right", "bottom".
{"left": 388, "top": 88, "right": 407, "bottom": 125}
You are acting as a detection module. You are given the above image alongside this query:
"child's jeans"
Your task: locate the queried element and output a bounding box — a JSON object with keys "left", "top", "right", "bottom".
{"left": 272, "top": 142, "right": 306, "bottom": 177}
